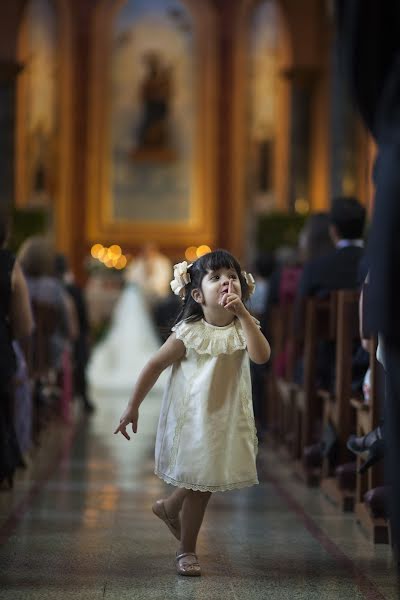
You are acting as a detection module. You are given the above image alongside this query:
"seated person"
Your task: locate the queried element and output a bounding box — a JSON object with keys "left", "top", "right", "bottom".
{"left": 263, "top": 213, "right": 333, "bottom": 337}
{"left": 297, "top": 197, "right": 366, "bottom": 299}
{"left": 17, "top": 236, "right": 73, "bottom": 372}
{"left": 294, "top": 197, "right": 367, "bottom": 390}
{"left": 0, "top": 210, "right": 33, "bottom": 488}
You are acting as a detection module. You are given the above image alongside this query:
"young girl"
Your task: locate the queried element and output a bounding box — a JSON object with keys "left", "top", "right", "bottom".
{"left": 114, "top": 249, "right": 270, "bottom": 576}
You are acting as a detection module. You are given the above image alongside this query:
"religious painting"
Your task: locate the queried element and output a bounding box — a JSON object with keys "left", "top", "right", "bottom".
{"left": 248, "top": 0, "right": 279, "bottom": 214}
{"left": 131, "top": 51, "right": 176, "bottom": 163}
{"left": 111, "top": 0, "right": 194, "bottom": 222}
{"left": 88, "top": 0, "right": 216, "bottom": 248}
{"left": 16, "top": 0, "right": 58, "bottom": 208}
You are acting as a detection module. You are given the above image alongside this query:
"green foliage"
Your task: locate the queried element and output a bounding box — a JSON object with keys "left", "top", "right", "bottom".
{"left": 9, "top": 207, "right": 48, "bottom": 252}
{"left": 256, "top": 212, "right": 307, "bottom": 253}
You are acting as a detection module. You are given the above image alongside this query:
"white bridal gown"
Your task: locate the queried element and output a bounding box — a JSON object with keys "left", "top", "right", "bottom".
{"left": 87, "top": 284, "right": 164, "bottom": 394}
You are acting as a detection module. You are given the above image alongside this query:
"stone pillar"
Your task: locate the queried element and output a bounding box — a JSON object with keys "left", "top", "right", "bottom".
{"left": 284, "top": 67, "right": 317, "bottom": 213}
{"left": 329, "top": 45, "right": 358, "bottom": 199}
{"left": 69, "top": 1, "right": 92, "bottom": 283}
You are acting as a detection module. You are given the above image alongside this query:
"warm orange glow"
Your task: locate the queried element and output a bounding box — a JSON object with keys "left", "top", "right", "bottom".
{"left": 294, "top": 198, "right": 309, "bottom": 215}
{"left": 115, "top": 255, "right": 127, "bottom": 270}
{"left": 196, "top": 245, "right": 212, "bottom": 257}
{"left": 91, "top": 243, "right": 103, "bottom": 258}
{"left": 109, "top": 244, "right": 122, "bottom": 258}
{"left": 97, "top": 247, "right": 107, "bottom": 262}
{"left": 104, "top": 256, "right": 114, "bottom": 268}
{"left": 342, "top": 176, "right": 356, "bottom": 196}
{"left": 185, "top": 246, "right": 198, "bottom": 262}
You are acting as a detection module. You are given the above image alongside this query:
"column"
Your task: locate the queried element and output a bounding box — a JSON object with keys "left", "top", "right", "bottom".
{"left": 329, "top": 46, "right": 358, "bottom": 199}
{"left": 284, "top": 67, "right": 318, "bottom": 213}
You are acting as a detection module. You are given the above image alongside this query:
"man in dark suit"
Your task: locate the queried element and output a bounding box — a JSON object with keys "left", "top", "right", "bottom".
{"left": 335, "top": 0, "right": 400, "bottom": 564}
{"left": 294, "top": 197, "right": 366, "bottom": 391}
{"left": 298, "top": 196, "right": 366, "bottom": 299}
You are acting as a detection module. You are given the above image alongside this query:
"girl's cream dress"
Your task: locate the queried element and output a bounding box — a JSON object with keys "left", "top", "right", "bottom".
{"left": 154, "top": 318, "right": 259, "bottom": 492}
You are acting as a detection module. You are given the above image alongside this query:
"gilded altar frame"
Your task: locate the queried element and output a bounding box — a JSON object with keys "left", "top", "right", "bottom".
{"left": 87, "top": 0, "right": 217, "bottom": 249}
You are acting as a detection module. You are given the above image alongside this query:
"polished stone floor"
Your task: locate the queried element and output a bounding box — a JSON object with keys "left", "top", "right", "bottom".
{"left": 0, "top": 389, "right": 398, "bottom": 599}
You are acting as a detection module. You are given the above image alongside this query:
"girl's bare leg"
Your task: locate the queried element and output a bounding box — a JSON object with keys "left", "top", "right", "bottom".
{"left": 178, "top": 490, "right": 211, "bottom": 554}
{"left": 163, "top": 487, "right": 188, "bottom": 518}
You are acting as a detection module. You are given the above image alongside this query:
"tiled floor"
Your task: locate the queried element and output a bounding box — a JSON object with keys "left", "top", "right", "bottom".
{"left": 0, "top": 389, "right": 398, "bottom": 599}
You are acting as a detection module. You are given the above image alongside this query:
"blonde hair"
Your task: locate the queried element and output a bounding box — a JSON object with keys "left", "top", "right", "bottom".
{"left": 17, "top": 236, "right": 55, "bottom": 277}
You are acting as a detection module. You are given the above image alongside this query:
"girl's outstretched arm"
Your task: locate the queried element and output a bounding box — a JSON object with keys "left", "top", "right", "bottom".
{"left": 114, "top": 333, "right": 185, "bottom": 440}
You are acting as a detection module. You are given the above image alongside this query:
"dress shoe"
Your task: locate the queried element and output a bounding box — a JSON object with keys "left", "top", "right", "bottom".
{"left": 347, "top": 426, "right": 382, "bottom": 455}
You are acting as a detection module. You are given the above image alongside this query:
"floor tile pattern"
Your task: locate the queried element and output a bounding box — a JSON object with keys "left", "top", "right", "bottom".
{"left": 0, "top": 390, "right": 398, "bottom": 599}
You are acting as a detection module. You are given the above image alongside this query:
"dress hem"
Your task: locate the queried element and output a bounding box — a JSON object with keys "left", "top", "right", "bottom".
{"left": 154, "top": 468, "right": 259, "bottom": 492}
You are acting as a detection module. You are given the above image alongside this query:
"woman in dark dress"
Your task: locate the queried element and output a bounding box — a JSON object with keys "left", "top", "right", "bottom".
{"left": 0, "top": 211, "right": 33, "bottom": 488}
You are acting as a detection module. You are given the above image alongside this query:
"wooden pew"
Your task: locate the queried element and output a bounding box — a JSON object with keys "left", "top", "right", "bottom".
{"left": 294, "top": 296, "right": 334, "bottom": 486}
{"left": 320, "top": 290, "right": 360, "bottom": 511}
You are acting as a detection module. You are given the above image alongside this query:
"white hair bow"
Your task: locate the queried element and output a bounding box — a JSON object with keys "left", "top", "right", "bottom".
{"left": 170, "top": 261, "right": 192, "bottom": 298}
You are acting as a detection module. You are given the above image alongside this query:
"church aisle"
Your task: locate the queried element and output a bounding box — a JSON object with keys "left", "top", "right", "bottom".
{"left": 0, "top": 389, "right": 397, "bottom": 600}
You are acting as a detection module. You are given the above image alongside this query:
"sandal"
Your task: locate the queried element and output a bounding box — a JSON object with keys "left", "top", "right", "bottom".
{"left": 175, "top": 552, "right": 201, "bottom": 577}
{"left": 152, "top": 499, "right": 181, "bottom": 540}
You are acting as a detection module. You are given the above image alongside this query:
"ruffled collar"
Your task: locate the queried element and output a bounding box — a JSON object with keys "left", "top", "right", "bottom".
{"left": 201, "top": 319, "right": 234, "bottom": 330}
{"left": 172, "top": 318, "right": 247, "bottom": 356}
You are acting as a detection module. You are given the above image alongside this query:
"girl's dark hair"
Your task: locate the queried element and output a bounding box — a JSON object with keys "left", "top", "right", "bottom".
{"left": 173, "top": 249, "right": 250, "bottom": 326}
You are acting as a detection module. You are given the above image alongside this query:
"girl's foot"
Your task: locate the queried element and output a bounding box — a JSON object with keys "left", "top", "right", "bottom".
{"left": 175, "top": 552, "right": 201, "bottom": 577}
{"left": 152, "top": 499, "right": 181, "bottom": 540}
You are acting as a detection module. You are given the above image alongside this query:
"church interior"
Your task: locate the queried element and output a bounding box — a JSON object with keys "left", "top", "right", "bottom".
{"left": 0, "top": 0, "right": 398, "bottom": 598}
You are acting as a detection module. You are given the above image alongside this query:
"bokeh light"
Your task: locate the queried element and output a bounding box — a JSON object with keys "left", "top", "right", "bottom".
{"left": 91, "top": 243, "right": 103, "bottom": 259}
{"left": 294, "top": 198, "right": 309, "bottom": 215}
{"left": 109, "top": 244, "right": 122, "bottom": 259}
{"left": 196, "top": 245, "right": 212, "bottom": 257}
{"left": 115, "top": 255, "right": 127, "bottom": 270}
{"left": 97, "top": 247, "right": 107, "bottom": 262}
{"left": 103, "top": 254, "right": 114, "bottom": 268}
{"left": 185, "top": 246, "right": 198, "bottom": 262}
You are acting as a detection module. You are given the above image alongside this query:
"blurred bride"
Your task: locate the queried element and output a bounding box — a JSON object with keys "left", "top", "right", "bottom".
{"left": 87, "top": 243, "right": 172, "bottom": 394}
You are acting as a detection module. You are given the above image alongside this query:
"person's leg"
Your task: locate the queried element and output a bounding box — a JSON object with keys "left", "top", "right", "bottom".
{"left": 163, "top": 487, "right": 188, "bottom": 518}
{"left": 178, "top": 490, "right": 212, "bottom": 554}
